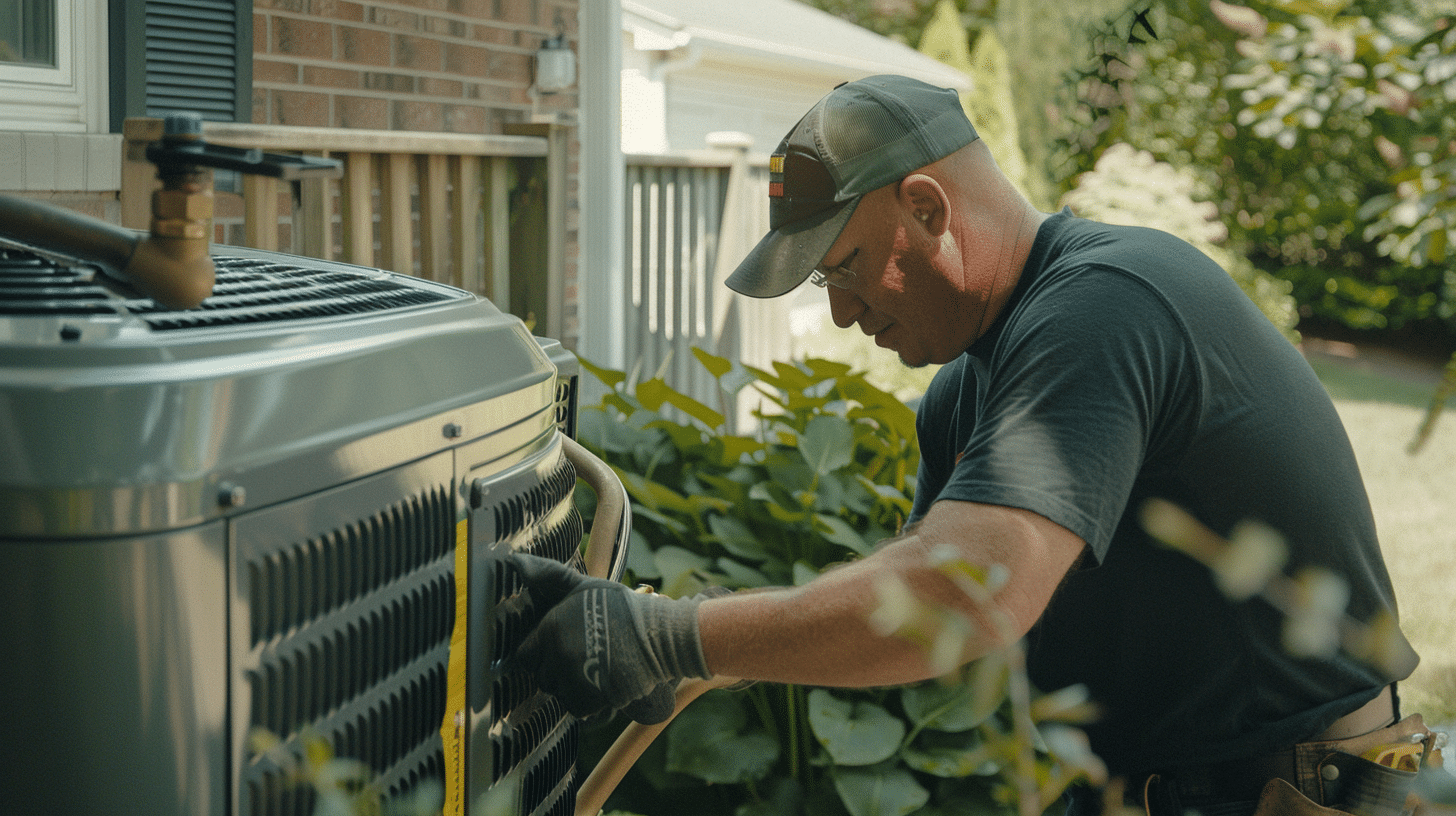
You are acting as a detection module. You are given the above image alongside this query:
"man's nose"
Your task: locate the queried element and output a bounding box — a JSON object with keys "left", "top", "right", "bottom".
{"left": 827, "top": 285, "right": 865, "bottom": 329}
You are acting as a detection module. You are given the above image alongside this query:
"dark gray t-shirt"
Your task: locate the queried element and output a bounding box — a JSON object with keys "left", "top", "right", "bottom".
{"left": 908, "top": 210, "right": 1416, "bottom": 777}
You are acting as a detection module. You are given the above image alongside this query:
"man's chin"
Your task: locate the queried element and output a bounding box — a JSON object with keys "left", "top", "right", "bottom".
{"left": 896, "top": 350, "right": 931, "bottom": 369}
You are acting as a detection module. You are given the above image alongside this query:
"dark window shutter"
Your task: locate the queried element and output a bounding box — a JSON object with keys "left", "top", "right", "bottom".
{"left": 144, "top": 0, "right": 245, "bottom": 120}
{"left": 110, "top": 0, "right": 252, "bottom": 131}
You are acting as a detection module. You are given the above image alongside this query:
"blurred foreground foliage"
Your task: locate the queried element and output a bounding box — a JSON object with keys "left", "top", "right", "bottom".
{"left": 575, "top": 350, "right": 1104, "bottom": 816}
{"left": 246, "top": 728, "right": 443, "bottom": 816}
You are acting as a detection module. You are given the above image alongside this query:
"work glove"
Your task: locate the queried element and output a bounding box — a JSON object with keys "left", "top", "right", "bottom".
{"left": 505, "top": 552, "right": 720, "bottom": 725}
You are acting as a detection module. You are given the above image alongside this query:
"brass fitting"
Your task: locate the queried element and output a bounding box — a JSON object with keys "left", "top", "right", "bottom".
{"left": 121, "top": 172, "right": 217, "bottom": 310}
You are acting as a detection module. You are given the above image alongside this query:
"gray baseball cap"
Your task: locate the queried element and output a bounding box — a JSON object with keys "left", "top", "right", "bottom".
{"left": 725, "top": 75, "right": 978, "bottom": 298}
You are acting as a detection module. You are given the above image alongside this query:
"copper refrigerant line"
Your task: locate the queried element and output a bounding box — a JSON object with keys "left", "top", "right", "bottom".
{"left": 0, "top": 113, "right": 340, "bottom": 310}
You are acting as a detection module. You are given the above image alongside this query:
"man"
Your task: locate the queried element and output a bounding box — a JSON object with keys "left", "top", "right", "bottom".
{"left": 511, "top": 76, "right": 1433, "bottom": 815}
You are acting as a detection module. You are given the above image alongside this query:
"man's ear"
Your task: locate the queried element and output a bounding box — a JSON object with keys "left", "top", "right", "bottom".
{"left": 899, "top": 174, "right": 950, "bottom": 235}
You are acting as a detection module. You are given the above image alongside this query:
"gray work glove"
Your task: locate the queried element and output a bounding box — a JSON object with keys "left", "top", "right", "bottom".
{"left": 506, "top": 552, "right": 719, "bottom": 724}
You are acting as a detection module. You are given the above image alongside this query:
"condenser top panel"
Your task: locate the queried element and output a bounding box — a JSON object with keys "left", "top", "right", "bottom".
{"left": 0, "top": 242, "right": 559, "bottom": 539}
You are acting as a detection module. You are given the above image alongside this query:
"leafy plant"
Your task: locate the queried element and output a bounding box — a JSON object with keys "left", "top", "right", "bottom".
{"left": 247, "top": 728, "right": 443, "bottom": 816}
{"left": 1059, "top": 142, "right": 1301, "bottom": 342}
{"left": 1210, "top": 0, "right": 1456, "bottom": 449}
{"left": 574, "top": 350, "right": 1104, "bottom": 816}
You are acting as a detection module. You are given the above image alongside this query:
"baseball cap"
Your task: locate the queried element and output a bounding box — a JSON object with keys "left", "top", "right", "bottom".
{"left": 725, "top": 74, "right": 979, "bottom": 298}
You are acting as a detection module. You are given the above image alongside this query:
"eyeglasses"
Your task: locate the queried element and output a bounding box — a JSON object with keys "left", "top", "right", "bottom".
{"left": 809, "top": 248, "right": 858, "bottom": 290}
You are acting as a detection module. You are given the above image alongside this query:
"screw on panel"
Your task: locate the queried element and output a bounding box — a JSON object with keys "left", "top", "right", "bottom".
{"left": 443, "top": 422, "right": 464, "bottom": 439}
{"left": 218, "top": 483, "right": 246, "bottom": 508}
{"left": 59, "top": 324, "right": 82, "bottom": 341}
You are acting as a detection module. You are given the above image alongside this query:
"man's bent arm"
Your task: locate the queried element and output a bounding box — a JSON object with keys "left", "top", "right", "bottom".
{"left": 697, "top": 501, "right": 1087, "bottom": 687}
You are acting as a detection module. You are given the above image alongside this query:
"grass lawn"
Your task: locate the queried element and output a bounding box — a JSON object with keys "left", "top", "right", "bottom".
{"left": 1306, "top": 348, "right": 1456, "bottom": 725}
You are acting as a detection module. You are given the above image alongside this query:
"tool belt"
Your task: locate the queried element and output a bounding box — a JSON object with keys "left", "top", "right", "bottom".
{"left": 1131, "top": 688, "right": 1456, "bottom": 816}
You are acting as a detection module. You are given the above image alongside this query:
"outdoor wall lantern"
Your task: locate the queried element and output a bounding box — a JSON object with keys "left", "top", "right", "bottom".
{"left": 534, "top": 32, "right": 576, "bottom": 94}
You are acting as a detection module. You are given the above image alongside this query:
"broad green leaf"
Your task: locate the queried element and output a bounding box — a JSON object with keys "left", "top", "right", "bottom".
{"left": 784, "top": 390, "right": 833, "bottom": 415}
{"left": 812, "top": 472, "right": 848, "bottom": 515}
{"left": 813, "top": 513, "right": 871, "bottom": 556}
{"left": 666, "top": 690, "right": 779, "bottom": 784}
{"left": 792, "top": 561, "right": 820, "bottom": 586}
{"left": 708, "top": 514, "right": 766, "bottom": 561}
{"left": 838, "top": 474, "right": 877, "bottom": 515}
{"left": 806, "top": 689, "right": 904, "bottom": 766}
{"left": 771, "top": 361, "right": 815, "bottom": 391}
{"left": 859, "top": 477, "right": 914, "bottom": 514}
{"left": 714, "top": 556, "right": 770, "bottom": 589}
{"left": 751, "top": 482, "right": 810, "bottom": 523}
{"left": 578, "top": 356, "right": 626, "bottom": 389}
{"left": 712, "top": 435, "right": 763, "bottom": 467}
{"left": 692, "top": 346, "right": 733, "bottom": 379}
{"left": 900, "top": 667, "right": 1004, "bottom": 733}
{"left": 803, "top": 357, "right": 853, "bottom": 379}
{"left": 733, "top": 777, "right": 805, "bottom": 816}
{"left": 663, "top": 389, "right": 727, "bottom": 430}
{"left": 625, "top": 529, "right": 660, "bottom": 579}
{"left": 830, "top": 761, "right": 929, "bottom": 816}
{"left": 631, "top": 505, "right": 689, "bottom": 536}
{"left": 645, "top": 418, "right": 706, "bottom": 453}
{"left": 602, "top": 391, "right": 636, "bottom": 416}
{"left": 719, "top": 362, "right": 758, "bottom": 397}
{"left": 580, "top": 407, "right": 659, "bottom": 455}
{"left": 635, "top": 378, "right": 673, "bottom": 412}
{"left": 637, "top": 378, "right": 725, "bottom": 429}
{"left": 901, "top": 744, "right": 997, "bottom": 778}
{"left": 699, "top": 472, "right": 751, "bottom": 505}
{"left": 654, "top": 545, "right": 712, "bottom": 595}
{"left": 765, "top": 501, "right": 810, "bottom": 523}
{"left": 745, "top": 363, "right": 782, "bottom": 388}
{"left": 800, "top": 415, "right": 855, "bottom": 475}
{"left": 687, "top": 492, "right": 732, "bottom": 518}
{"left": 616, "top": 468, "right": 692, "bottom": 514}
{"left": 764, "top": 452, "right": 817, "bottom": 494}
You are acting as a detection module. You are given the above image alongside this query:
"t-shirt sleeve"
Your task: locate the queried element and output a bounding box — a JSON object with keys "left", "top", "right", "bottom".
{"left": 920, "top": 268, "right": 1199, "bottom": 559}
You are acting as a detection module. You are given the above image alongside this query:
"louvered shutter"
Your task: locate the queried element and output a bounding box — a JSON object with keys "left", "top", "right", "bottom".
{"left": 110, "top": 0, "right": 251, "bottom": 130}
{"left": 144, "top": 0, "right": 244, "bottom": 120}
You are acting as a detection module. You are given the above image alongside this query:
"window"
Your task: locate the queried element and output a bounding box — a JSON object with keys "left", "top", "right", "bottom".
{"left": 0, "top": 0, "right": 105, "bottom": 133}
{"left": 0, "top": 0, "right": 58, "bottom": 68}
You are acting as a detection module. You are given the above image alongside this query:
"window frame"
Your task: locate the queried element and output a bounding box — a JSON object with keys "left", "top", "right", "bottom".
{"left": 0, "top": 0, "right": 106, "bottom": 133}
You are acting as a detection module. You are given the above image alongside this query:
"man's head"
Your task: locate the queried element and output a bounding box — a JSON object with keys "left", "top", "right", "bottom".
{"left": 725, "top": 75, "right": 979, "bottom": 299}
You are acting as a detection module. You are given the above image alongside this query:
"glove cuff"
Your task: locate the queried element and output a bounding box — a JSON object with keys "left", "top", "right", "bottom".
{"left": 632, "top": 593, "right": 714, "bottom": 681}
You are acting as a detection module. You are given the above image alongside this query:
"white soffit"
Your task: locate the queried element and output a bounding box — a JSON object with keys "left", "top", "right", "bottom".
{"left": 623, "top": 0, "right": 971, "bottom": 90}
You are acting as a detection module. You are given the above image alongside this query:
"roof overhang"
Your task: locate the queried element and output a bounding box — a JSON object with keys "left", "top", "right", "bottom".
{"left": 622, "top": 0, "right": 971, "bottom": 91}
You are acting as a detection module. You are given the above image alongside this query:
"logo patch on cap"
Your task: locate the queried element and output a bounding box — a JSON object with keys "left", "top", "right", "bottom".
{"left": 769, "top": 154, "right": 785, "bottom": 198}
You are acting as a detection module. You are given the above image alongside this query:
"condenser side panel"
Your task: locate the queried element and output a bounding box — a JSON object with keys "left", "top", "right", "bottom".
{"left": 229, "top": 451, "right": 458, "bottom": 816}
{"left": 0, "top": 525, "right": 229, "bottom": 816}
{"left": 463, "top": 433, "right": 586, "bottom": 816}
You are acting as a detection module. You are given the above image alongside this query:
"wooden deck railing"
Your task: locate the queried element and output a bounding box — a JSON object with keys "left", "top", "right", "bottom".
{"left": 120, "top": 118, "right": 567, "bottom": 332}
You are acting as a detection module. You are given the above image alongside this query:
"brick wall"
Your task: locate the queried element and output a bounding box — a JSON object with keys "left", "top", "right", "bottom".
{"left": 252, "top": 0, "right": 578, "bottom": 132}
{"left": 251, "top": 0, "right": 582, "bottom": 349}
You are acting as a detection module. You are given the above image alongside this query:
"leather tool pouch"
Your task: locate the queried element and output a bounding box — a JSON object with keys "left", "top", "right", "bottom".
{"left": 1252, "top": 716, "right": 1455, "bottom": 816}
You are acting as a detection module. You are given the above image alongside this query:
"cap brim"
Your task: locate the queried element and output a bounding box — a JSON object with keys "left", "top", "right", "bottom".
{"left": 725, "top": 197, "right": 860, "bottom": 298}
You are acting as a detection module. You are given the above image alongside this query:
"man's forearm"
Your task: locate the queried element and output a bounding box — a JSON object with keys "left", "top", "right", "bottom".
{"left": 695, "top": 501, "right": 1087, "bottom": 687}
{"left": 696, "top": 536, "right": 1006, "bottom": 687}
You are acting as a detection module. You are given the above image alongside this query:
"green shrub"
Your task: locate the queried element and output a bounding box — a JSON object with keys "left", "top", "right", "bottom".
{"left": 1059, "top": 142, "right": 1301, "bottom": 342}
{"left": 574, "top": 350, "right": 1103, "bottom": 816}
